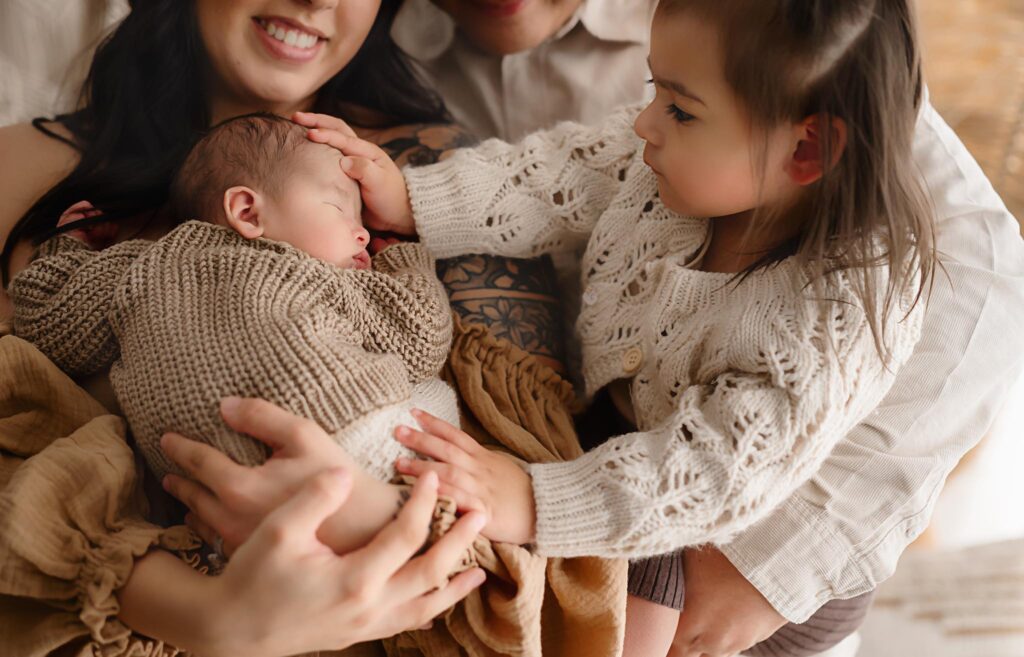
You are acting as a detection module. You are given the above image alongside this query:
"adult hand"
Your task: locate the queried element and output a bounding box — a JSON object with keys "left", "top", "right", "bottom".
{"left": 203, "top": 468, "right": 487, "bottom": 657}
{"left": 394, "top": 409, "right": 536, "bottom": 545}
{"left": 162, "top": 397, "right": 403, "bottom": 557}
{"left": 668, "top": 547, "right": 787, "bottom": 657}
{"left": 292, "top": 111, "right": 416, "bottom": 236}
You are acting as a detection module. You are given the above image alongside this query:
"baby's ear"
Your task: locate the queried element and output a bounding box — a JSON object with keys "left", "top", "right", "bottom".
{"left": 223, "top": 186, "right": 264, "bottom": 239}
{"left": 785, "top": 114, "right": 847, "bottom": 186}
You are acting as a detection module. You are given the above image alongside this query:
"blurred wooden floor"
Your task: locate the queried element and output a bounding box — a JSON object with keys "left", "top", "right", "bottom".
{"left": 919, "top": 0, "right": 1024, "bottom": 227}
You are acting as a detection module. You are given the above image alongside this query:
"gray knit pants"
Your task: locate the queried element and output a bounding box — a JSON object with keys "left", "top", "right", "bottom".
{"left": 627, "top": 553, "right": 875, "bottom": 657}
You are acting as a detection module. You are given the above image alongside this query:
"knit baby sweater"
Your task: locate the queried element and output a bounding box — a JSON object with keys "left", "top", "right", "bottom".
{"left": 405, "top": 105, "right": 926, "bottom": 559}
{"left": 10, "top": 221, "right": 455, "bottom": 482}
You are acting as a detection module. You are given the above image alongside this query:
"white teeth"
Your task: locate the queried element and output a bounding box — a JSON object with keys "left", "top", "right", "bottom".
{"left": 260, "top": 20, "right": 319, "bottom": 50}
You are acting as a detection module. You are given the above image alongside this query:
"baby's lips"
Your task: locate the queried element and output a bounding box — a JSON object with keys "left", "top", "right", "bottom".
{"left": 353, "top": 250, "right": 372, "bottom": 270}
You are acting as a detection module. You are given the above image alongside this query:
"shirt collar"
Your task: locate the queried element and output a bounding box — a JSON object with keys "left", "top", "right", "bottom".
{"left": 392, "top": 0, "right": 651, "bottom": 62}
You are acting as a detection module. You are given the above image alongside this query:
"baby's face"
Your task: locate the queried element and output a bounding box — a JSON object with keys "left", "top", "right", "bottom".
{"left": 259, "top": 146, "right": 370, "bottom": 269}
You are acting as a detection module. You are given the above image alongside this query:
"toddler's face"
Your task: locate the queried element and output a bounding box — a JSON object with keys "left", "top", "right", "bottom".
{"left": 633, "top": 11, "right": 798, "bottom": 220}
{"left": 258, "top": 146, "right": 370, "bottom": 269}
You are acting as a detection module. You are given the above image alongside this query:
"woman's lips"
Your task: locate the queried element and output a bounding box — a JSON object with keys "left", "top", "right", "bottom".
{"left": 472, "top": 0, "right": 529, "bottom": 18}
{"left": 252, "top": 17, "right": 324, "bottom": 63}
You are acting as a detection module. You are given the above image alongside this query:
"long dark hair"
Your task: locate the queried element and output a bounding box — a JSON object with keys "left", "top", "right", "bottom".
{"left": 2, "top": 0, "right": 448, "bottom": 285}
{"left": 661, "top": 0, "right": 935, "bottom": 363}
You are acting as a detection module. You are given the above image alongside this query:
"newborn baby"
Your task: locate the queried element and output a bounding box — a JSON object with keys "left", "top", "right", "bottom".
{"left": 10, "top": 114, "right": 458, "bottom": 526}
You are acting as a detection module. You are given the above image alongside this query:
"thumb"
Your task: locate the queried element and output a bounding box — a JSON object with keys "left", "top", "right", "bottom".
{"left": 254, "top": 468, "right": 353, "bottom": 548}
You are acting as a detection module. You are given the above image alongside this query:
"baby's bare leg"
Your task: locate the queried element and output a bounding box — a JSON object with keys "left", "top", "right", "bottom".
{"left": 623, "top": 594, "right": 680, "bottom": 657}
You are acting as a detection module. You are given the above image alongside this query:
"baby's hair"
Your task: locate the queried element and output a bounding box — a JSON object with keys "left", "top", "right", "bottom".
{"left": 659, "top": 0, "right": 935, "bottom": 363}
{"left": 171, "top": 113, "right": 311, "bottom": 222}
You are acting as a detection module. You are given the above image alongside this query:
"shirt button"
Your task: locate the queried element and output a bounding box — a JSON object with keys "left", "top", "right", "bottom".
{"left": 622, "top": 346, "right": 644, "bottom": 374}
{"left": 583, "top": 288, "right": 599, "bottom": 306}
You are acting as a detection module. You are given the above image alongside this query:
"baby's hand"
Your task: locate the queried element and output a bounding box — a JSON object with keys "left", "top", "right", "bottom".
{"left": 394, "top": 409, "right": 537, "bottom": 546}
{"left": 369, "top": 235, "right": 404, "bottom": 256}
{"left": 57, "top": 200, "right": 118, "bottom": 248}
{"left": 293, "top": 112, "right": 416, "bottom": 237}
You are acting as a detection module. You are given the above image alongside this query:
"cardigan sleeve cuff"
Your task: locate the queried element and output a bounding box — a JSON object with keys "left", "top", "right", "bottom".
{"left": 404, "top": 155, "right": 498, "bottom": 259}
{"left": 526, "top": 452, "right": 627, "bottom": 559}
{"left": 372, "top": 241, "right": 435, "bottom": 276}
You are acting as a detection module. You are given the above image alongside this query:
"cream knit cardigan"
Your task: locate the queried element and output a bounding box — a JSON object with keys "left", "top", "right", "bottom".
{"left": 10, "top": 222, "right": 456, "bottom": 483}
{"left": 406, "top": 105, "right": 925, "bottom": 559}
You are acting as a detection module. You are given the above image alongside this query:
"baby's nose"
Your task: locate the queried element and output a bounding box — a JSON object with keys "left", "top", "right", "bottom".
{"left": 354, "top": 226, "right": 370, "bottom": 246}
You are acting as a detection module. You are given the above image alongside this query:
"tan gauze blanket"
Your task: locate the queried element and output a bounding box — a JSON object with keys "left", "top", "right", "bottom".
{"left": 0, "top": 321, "right": 626, "bottom": 657}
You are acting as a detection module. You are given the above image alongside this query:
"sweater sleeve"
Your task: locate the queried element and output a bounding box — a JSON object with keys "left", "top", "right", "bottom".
{"left": 340, "top": 242, "right": 453, "bottom": 384}
{"left": 406, "top": 105, "right": 643, "bottom": 260}
{"left": 527, "top": 283, "right": 926, "bottom": 559}
{"left": 9, "top": 235, "right": 150, "bottom": 377}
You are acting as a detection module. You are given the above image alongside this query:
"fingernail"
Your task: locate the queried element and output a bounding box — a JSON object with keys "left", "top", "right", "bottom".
{"left": 410, "top": 408, "right": 423, "bottom": 418}
{"left": 341, "top": 157, "right": 353, "bottom": 171}
{"left": 220, "top": 396, "right": 241, "bottom": 414}
{"left": 470, "top": 568, "right": 486, "bottom": 585}
{"left": 423, "top": 470, "right": 439, "bottom": 488}
{"left": 161, "top": 475, "right": 170, "bottom": 491}
{"left": 395, "top": 426, "right": 410, "bottom": 439}
{"left": 396, "top": 457, "right": 409, "bottom": 468}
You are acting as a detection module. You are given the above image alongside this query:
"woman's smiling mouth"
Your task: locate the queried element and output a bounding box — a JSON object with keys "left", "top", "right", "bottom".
{"left": 253, "top": 17, "right": 326, "bottom": 61}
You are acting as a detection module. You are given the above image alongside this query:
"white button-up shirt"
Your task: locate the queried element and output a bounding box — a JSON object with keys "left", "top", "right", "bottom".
{"left": 394, "top": 1, "right": 1024, "bottom": 621}
{"left": 392, "top": 0, "right": 657, "bottom": 142}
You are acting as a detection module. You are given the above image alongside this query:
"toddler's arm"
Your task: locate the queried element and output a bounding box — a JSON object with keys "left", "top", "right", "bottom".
{"left": 9, "top": 234, "right": 150, "bottom": 376}
{"left": 406, "top": 106, "right": 643, "bottom": 261}
{"left": 526, "top": 291, "right": 926, "bottom": 560}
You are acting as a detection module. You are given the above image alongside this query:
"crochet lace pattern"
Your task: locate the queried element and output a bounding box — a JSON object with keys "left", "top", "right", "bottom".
{"left": 407, "top": 105, "right": 925, "bottom": 559}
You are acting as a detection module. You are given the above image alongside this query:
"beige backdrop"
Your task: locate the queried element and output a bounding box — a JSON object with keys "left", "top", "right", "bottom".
{"left": 0, "top": 0, "right": 128, "bottom": 126}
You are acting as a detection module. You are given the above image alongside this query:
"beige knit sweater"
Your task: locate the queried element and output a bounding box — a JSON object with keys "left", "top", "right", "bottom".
{"left": 406, "top": 104, "right": 926, "bottom": 560}
{"left": 10, "top": 221, "right": 455, "bottom": 482}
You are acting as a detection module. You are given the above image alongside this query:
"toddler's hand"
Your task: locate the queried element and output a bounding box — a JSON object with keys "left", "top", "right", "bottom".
{"left": 293, "top": 111, "right": 416, "bottom": 237}
{"left": 394, "top": 409, "right": 537, "bottom": 546}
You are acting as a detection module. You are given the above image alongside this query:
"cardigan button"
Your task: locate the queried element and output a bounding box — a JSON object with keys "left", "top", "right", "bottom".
{"left": 583, "top": 288, "right": 599, "bottom": 305}
{"left": 621, "top": 346, "right": 644, "bottom": 374}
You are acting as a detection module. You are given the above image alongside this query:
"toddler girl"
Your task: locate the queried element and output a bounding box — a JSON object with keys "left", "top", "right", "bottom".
{"left": 302, "top": 0, "right": 934, "bottom": 654}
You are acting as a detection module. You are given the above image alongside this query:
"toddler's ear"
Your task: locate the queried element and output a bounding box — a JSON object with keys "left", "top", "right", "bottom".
{"left": 223, "top": 186, "right": 264, "bottom": 239}
{"left": 786, "top": 114, "right": 847, "bottom": 186}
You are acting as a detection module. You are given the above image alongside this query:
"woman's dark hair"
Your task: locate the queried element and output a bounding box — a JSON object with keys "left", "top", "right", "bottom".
{"left": 2, "top": 0, "right": 448, "bottom": 285}
{"left": 660, "top": 0, "right": 935, "bottom": 363}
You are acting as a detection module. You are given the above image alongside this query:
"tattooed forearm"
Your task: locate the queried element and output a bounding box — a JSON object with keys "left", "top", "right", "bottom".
{"left": 378, "top": 124, "right": 479, "bottom": 168}
{"left": 437, "top": 254, "right": 567, "bottom": 373}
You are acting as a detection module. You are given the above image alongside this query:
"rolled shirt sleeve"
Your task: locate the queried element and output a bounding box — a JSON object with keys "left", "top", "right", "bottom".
{"left": 720, "top": 100, "right": 1024, "bottom": 622}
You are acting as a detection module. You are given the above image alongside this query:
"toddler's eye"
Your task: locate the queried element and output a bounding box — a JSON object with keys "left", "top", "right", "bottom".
{"left": 665, "top": 104, "right": 696, "bottom": 124}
